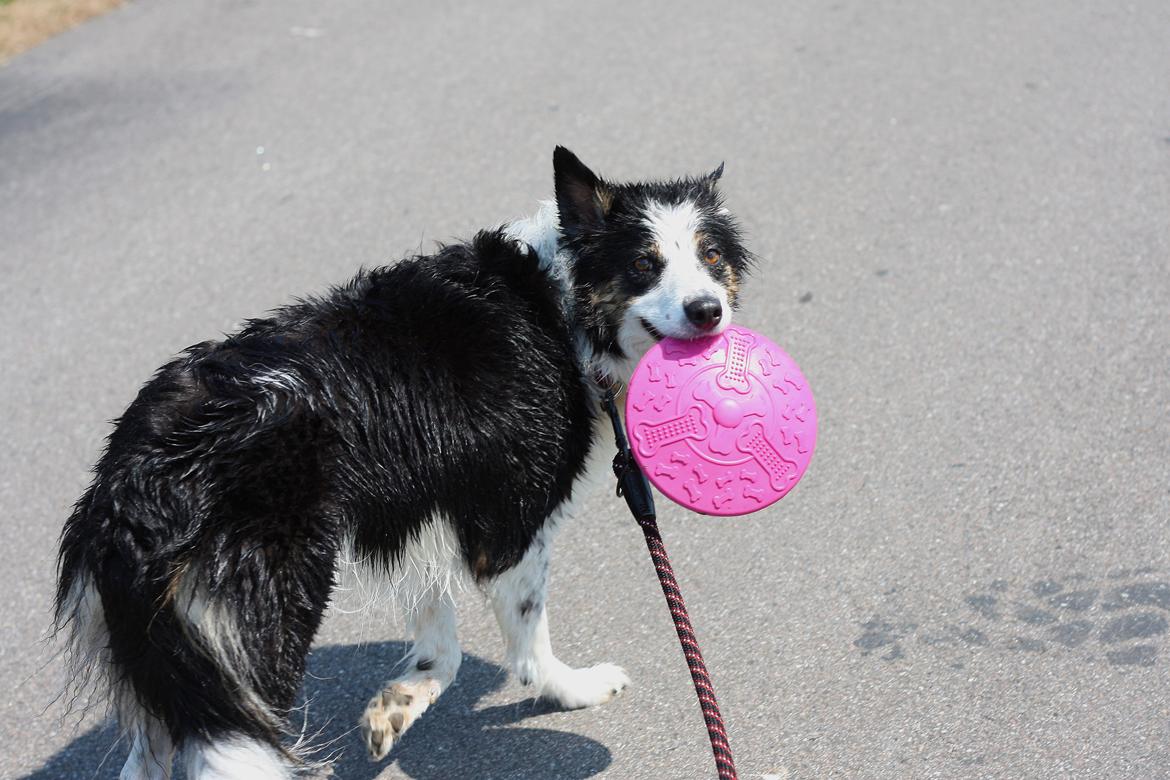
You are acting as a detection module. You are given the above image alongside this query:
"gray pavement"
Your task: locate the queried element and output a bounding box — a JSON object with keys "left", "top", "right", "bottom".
{"left": 3, "top": 1, "right": 1170, "bottom": 777}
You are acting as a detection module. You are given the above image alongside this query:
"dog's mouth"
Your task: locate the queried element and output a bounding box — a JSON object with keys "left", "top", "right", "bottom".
{"left": 639, "top": 318, "right": 665, "bottom": 342}
{"left": 640, "top": 317, "right": 726, "bottom": 342}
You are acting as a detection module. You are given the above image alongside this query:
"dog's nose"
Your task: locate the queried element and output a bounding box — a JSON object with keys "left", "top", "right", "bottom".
{"left": 683, "top": 296, "right": 722, "bottom": 331}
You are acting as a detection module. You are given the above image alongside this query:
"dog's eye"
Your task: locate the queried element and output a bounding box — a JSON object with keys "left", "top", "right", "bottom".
{"left": 703, "top": 248, "right": 722, "bottom": 265}
{"left": 633, "top": 256, "right": 654, "bottom": 273}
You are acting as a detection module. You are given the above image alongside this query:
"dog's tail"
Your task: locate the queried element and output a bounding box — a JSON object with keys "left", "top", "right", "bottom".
{"left": 54, "top": 483, "right": 318, "bottom": 777}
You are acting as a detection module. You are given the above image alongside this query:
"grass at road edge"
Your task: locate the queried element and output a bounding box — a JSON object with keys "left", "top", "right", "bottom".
{"left": 0, "top": 0, "right": 123, "bottom": 63}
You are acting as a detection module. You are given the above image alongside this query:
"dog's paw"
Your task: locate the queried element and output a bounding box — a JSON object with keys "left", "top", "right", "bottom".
{"left": 360, "top": 679, "right": 440, "bottom": 761}
{"left": 540, "top": 662, "right": 630, "bottom": 710}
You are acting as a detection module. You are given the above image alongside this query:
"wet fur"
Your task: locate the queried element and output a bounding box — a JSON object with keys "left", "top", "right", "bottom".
{"left": 54, "top": 147, "right": 750, "bottom": 776}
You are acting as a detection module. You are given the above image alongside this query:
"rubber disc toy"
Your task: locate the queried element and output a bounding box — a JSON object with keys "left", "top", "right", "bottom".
{"left": 625, "top": 324, "right": 816, "bottom": 516}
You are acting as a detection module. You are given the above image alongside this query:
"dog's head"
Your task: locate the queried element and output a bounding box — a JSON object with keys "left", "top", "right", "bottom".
{"left": 554, "top": 146, "right": 751, "bottom": 371}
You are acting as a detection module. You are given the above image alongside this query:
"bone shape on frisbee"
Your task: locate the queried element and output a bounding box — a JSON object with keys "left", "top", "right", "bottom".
{"left": 632, "top": 406, "right": 708, "bottom": 457}
{"left": 715, "top": 328, "right": 755, "bottom": 393}
{"left": 735, "top": 423, "right": 799, "bottom": 492}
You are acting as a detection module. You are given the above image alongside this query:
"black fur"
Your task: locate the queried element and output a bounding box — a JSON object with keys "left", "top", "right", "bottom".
{"left": 54, "top": 148, "right": 749, "bottom": 768}
{"left": 57, "top": 230, "right": 592, "bottom": 747}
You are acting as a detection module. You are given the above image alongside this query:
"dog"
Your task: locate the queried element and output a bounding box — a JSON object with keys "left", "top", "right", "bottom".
{"left": 54, "top": 147, "right": 751, "bottom": 778}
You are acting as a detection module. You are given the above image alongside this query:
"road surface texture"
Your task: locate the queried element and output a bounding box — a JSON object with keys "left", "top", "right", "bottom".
{"left": 3, "top": 1, "right": 1170, "bottom": 778}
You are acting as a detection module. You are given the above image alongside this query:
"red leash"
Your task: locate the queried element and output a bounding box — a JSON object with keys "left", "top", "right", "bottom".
{"left": 603, "top": 389, "right": 739, "bottom": 780}
{"left": 635, "top": 515, "right": 738, "bottom": 779}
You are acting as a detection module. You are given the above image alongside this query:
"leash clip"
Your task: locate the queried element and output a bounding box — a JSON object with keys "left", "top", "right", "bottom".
{"left": 612, "top": 450, "right": 631, "bottom": 497}
{"left": 600, "top": 385, "right": 657, "bottom": 522}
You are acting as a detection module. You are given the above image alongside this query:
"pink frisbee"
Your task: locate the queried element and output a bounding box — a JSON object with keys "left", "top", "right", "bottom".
{"left": 625, "top": 325, "right": 817, "bottom": 516}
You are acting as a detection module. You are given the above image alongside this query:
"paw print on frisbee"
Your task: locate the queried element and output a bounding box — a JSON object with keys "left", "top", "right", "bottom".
{"left": 626, "top": 325, "right": 816, "bottom": 516}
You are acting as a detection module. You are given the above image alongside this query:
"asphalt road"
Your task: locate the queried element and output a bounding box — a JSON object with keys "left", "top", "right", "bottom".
{"left": 3, "top": 1, "right": 1170, "bottom": 778}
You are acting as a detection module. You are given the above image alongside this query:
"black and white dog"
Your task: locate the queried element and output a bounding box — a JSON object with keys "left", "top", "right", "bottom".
{"left": 55, "top": 148, "right": 751, "bottom": 778}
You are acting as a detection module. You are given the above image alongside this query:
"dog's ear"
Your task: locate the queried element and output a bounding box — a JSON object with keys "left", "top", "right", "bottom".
{"left": 554, "top": 146, "right": 612, "bottom": 238}
{"left": 706, "top": 161, "right": 725, "bottom": 185}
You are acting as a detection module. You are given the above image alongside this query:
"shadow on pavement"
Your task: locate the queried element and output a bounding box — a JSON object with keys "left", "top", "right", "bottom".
{"left": 23, "top": 641, "right": 612, "bottom": 779}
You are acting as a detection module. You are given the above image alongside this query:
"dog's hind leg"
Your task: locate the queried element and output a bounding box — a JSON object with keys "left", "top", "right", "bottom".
{"left": 360, "top": 585, "right": 461, "bottom": 760}
{"left": 119, "top": 709, "right": 174, "bottom": 780}
{"left": 488, "top": 526, "right": 629, "bottom": 709}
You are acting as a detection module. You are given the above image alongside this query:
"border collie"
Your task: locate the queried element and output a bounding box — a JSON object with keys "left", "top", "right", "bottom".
{"left": 54, "top": 147, "right": 751, "bottom": 778}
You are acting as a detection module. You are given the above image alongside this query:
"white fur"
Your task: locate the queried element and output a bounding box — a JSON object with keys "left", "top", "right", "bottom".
{"left": 341, "top": 517, "right": 470, "bottom": 760}
{"left": 602, "top": 319, "right": 658, "bottom": 386}
{"left": 506, "top": 202, "right": 643, "bottom": 386}
{"left": 250, "top": 369, "right": 306, "bottom": 396}
{"left": 403, "top": 591, "right": 462, "bottom": 684}
{"left": 505, "top": 200, "right": 571, "bottom": 291}
{"left": 57, "top": 576, "right": 110, "bottom": 712}
{"left": 631, "top": 199, "right": 731, "bottom": 340}
{"left": 120, "top": 715, "right": 175, "bottom": 780}
{"left": 356, "top": 410, "right": 626, "bottom": 757}
{"left": 488, "top": 522, "right": 629, "bottom": 708}
{"left": 63, "top": 574, "right": 303, "bottom": 778}
{"left": 173, "top": 577, "right": 282, "bottom": 738}
{"left": 58, "top": 578, "right": 179, "bottom": 779}
{"left": 334, "top": 515, "right": 467, "bottom": 621}
{"left": 359, "top": 586, "right": 462, "bottom": 759}
{"left": 184, "top": 737, "right": 292, "bottom": 780}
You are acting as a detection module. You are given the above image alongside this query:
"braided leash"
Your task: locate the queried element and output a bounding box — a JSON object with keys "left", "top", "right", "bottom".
{"left": 602, "top": 388, "right": 739, "bottom": 780}
{"left": 634, "top": 516, "right": 739, "bottom": 779}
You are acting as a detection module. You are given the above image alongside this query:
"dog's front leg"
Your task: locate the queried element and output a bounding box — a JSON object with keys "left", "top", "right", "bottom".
{"left": 360, "top": 585, "right": 461, "bottom": 760}
{"left": 488, "top": 526, "right": 630, "bottom": 709}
